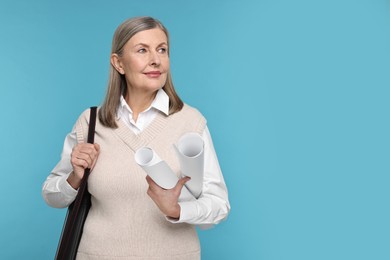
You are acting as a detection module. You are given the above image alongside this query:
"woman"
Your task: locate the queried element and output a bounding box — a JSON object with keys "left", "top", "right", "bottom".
{"left": 42, "top": 16, "right": 230, "bottom": 260}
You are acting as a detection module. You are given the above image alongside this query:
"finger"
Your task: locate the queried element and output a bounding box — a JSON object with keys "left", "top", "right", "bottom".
{"left": 79, "top": 147, "right": 98, "bottom": 161}
{"left": 94, "top": 143, "right": 100, "bottom": 153}
{"left": 145, "top": 175, "right": 153, "bottom": 185}
{"left": 75, "top": 151, "right": 93, "bottom": 165}
{"left": 71, "top": 156, "right": 89, "bottom": 169}
{"left": 145, "top": 176, "right": 161, "bottom": 192}
{"left": 90, "top": 148, "right": 100, "bottom": 170}
{"left": 146, "top": 187, "right": 155, "bottom": 199}
{"left": 76, "top": 144, "right": 98, "bottom": 155}
{"left": 82, "top": 144, "right": 99, "bottom": 155}
{"left": 73, "top": 144, "right": 99, "bottom": 165}
{"left": 146, "top": 176, "right": 161, "bottom": 186}
{"left": 74, "top": 143, "right": 94, "bottom": 151}
{"left": 77, "top": 153, "right": 93, "bottom": 167}
{"left": 72, "top": 150, "right": 94, "bottom": 169}
{"left": 146, "top": 179, "right": 160, "bottom": 200}
{"left": 91, "top": 144, "right": 100, "bottom": 170}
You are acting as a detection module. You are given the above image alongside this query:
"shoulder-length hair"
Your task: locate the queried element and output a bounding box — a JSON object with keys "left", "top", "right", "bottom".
{"left": 98, "top": 16, "right": 183, "bottom": 128}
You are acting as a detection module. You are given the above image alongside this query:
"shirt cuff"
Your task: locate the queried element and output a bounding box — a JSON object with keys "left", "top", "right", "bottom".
{"left": 166, "top": 201, "right": 199, "bottom": 223}
{"left": 58, "top": 174, "right": 78, "bottom": 199}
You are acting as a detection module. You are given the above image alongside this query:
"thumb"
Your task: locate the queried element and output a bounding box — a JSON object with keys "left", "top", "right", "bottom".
{"left": 175, "top": 176, "right": 191, "bottom": 190}
{"left": 94, "top": 143, "right": 101, "bottom": 152}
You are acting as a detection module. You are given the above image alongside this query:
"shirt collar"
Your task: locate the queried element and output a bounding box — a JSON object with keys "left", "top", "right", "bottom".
{"left": 119, "top": 88, "right": 170, "bottom": 116}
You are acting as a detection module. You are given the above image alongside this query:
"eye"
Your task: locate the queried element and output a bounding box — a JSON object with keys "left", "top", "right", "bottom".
{"left": 137, "top": 48, "right": 147, "bottom": 53}
{"left": 158, "top": 47, "right": 167, "bottom": 54}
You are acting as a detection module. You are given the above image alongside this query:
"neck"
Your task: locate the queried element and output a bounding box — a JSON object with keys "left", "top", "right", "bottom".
{"left": 125, "top": 88, "right": 158, "bottom": 122}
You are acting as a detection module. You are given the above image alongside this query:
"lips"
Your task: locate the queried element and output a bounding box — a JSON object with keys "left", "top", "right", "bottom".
{"left": 144, "top": 71, "right": 162, "bottom": 78}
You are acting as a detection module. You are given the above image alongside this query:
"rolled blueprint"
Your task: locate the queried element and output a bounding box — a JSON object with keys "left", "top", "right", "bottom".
{"left": 174, "top": 132, "right": 204, "bottom": 199}
{"left": 134, "top": 147, "right": 195, "bottom": 202}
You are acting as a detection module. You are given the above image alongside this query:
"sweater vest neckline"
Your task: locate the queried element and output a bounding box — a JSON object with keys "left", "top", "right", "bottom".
{"left": 113, "top": 110, "right": 169, "bottom": 152}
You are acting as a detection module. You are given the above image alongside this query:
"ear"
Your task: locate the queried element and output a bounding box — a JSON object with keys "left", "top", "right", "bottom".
{"left": 111, "top": 53, "right": 125, "bottom": 75}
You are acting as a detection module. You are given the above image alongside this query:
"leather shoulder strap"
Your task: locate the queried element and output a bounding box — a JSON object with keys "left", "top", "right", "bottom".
{"left": 87, "top": 106, "right": 97, "bottom": 144}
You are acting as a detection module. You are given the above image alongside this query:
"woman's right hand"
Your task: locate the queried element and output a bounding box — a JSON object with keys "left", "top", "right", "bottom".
{"left": 67, "top": 143, "right": 100, "bottom": 190}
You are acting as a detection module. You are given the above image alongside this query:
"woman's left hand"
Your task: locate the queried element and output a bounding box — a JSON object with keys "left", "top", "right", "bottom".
{"left": 145, "top": 175, "right": 190, "bottom": 219}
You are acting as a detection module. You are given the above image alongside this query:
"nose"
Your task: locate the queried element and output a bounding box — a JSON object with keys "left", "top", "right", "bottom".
{"left": 150, "top": 51, "right": 161, "bottom": 67}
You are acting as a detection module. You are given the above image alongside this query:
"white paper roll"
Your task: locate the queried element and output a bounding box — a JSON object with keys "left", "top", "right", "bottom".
{"left": 134, "top": 147, "right": 195, "bottom": 202}
{"left": 174, "top": 132, "right": 204, "bottom": 198}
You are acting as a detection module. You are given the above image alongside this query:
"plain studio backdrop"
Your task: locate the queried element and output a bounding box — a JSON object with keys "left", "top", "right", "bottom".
{"left": 0, "top": 0, "right": 389, "bottom": 259}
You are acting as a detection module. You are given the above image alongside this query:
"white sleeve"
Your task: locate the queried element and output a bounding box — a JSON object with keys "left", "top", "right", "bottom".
{"left": 168, "top": 126, "right": 231, "bottom": 225}
{"left": 42, "top": 130, "right": 78, "bottom": 208}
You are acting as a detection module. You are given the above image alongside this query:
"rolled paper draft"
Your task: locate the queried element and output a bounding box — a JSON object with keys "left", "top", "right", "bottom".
{"left": 134, "top": 147, "right": 195, "bottom": 202}
{"left": 174, "top": 132, "right": 204, "bottom": 199}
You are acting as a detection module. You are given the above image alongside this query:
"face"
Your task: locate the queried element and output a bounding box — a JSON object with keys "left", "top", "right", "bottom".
{"left": 112, "top": 28, "right": 169, "bottom": 94}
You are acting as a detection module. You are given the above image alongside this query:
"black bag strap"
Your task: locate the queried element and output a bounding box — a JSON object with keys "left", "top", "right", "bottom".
{"left": 56, "top": 106, "right": 97, "bottom": 260}
{"left": 74, "top": 106, "right": 97, "bottom": 199}
{"left": 87, "top": 107, "right": 97, "bottom": 144}
{"left": 73, "top": 106, "right": 97, "bottom": 203}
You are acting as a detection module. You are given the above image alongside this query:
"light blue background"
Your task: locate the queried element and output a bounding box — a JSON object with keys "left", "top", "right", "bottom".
{"left": 0, "top": 0, "right": 389, "bottom": 259}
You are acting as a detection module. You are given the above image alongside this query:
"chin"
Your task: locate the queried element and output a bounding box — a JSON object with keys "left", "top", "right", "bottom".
{"left": 144, "top": 84, "right": 164, "bottom": 92}
{"left": 147, "top": 81, "right": 166, "bottom": 90}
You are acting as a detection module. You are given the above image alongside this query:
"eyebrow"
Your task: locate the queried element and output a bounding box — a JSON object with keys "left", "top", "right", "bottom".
{"left": 134, "top": 42, "right": 168, "bottom": 48}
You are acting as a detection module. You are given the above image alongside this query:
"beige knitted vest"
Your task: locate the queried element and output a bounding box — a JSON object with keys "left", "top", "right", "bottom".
{"left": 74, "top": 104, "right": 206, "bottom": 260}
